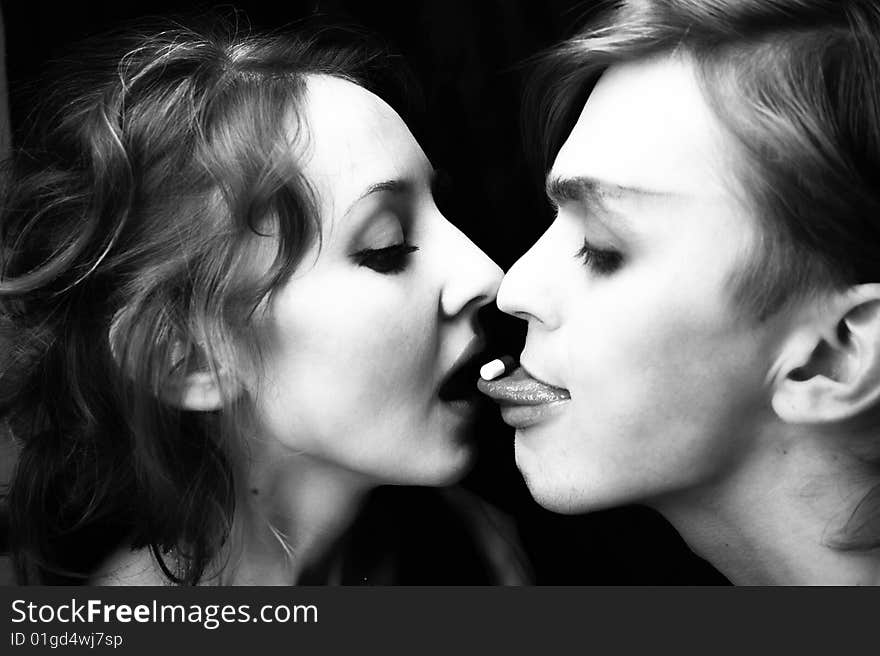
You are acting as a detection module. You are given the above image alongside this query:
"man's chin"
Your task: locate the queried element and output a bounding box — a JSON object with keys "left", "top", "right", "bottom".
{"left": 514, "top": 440, "right": 579, "bottom": 514}
{"left": 514, "top": 438, "right": 625, "bottom": 515}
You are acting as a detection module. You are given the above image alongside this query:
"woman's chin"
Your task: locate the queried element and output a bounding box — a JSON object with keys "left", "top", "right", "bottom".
{"left": 385, "top": 441, "right": 475, "bottom": 488}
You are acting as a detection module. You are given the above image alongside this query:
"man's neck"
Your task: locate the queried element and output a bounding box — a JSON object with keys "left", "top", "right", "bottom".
{"left": 654, "top": 425, "right": 880, "bottom": 585}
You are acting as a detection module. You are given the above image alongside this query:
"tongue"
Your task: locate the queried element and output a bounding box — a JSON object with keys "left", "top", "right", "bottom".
{"left": 477, "top": 366, "right": 571, "bottom": 403}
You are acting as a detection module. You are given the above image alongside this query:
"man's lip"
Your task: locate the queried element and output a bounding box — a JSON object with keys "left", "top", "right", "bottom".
{"left": 500, "top": 401, "right": 568, "bottom": 429}
{"left": 476, "top": 365, "right": 570, "bottom": 405}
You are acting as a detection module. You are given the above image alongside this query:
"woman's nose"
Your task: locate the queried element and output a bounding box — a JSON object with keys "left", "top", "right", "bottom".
{"left": 496, "top": 224, "right": 561, "bottom": 329}
{"left": 439, "top": 224, "right": 503, "bottom": 319}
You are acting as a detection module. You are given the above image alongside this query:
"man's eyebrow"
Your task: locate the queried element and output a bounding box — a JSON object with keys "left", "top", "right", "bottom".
{"left": 545, "top": 175, "right": 679, "bottom": 208}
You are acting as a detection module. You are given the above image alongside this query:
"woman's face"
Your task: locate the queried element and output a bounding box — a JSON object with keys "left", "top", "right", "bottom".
{"left": 251, "top": 76, "right": 502, "bottom": 485}
{"left": 493, "top": 55, "right": 790, "bottom": 513}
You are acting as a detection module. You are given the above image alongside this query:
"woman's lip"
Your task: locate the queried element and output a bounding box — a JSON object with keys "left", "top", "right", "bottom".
{"left": 476, "top": 366, "right": 570, "bottom": 404}
{"left": 438, "top": 337, "right": 486, "bottom": 398}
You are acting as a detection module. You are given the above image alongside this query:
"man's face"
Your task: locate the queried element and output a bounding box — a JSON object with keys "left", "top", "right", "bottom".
{"left": 495, "top": 54, "right": 791, "bottom": 513}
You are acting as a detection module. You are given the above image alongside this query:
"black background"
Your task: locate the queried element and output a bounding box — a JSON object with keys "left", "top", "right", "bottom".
{"left": 0, "top": 0, "right": 727, "bottom": 584}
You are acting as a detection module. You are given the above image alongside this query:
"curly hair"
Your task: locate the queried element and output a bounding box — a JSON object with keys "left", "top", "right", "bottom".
{"left": 0, "top": 16, "right": 419, "bottom": 584}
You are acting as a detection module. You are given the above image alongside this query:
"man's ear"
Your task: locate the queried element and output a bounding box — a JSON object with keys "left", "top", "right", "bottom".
{"left": 771, "top": 284, "right": 880, "bottom": 424}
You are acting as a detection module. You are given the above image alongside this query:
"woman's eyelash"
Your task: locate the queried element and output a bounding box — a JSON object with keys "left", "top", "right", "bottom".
{"left": 352, "top": 243, "right": 419, "bottom": 274}
{"left": 575, "top": 239, "right": 623, "bottom": 275}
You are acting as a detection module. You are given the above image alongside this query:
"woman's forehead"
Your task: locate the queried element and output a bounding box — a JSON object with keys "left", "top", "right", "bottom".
{"left": 296, "top": 75, "right": 430, "bottom": 223}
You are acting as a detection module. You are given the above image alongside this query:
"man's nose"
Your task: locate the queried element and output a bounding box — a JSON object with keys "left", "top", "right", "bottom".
{"left": 496, "top": 223, "right": 562, "bottom": 330}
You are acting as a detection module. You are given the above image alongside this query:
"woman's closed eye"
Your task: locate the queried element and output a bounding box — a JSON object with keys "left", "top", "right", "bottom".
{"left": 575, "top": 238, "right": 623, "bottom": 276}
{"left": 352, "top": 242, "right": 419, "bottom": 274}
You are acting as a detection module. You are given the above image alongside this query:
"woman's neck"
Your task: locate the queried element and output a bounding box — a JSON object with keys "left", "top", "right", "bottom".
{"left": 219, "top": 444, "right": 373, "bottom": 585}
{"left": 654, "top": 425, "right": 880, "bottom": 585}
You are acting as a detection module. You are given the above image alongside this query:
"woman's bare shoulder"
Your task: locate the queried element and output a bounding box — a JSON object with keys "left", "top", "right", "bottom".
{"left": 90, "top": 546, "right": 169, "bottom": 586}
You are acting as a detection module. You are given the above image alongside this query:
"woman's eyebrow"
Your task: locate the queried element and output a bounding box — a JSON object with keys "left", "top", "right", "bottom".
{"left": 343, "top": 178, "right": 413, "bottom": 218}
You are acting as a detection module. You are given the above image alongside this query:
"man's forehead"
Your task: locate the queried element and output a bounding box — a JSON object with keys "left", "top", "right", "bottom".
{"left": 551, "top": 53, "right": 734, "bottom": 200}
